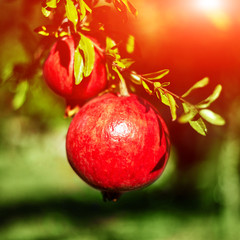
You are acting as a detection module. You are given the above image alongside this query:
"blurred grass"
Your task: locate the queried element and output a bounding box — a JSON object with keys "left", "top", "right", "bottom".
{"left": 0, "top": 113, "right": 239, "bottom": 240}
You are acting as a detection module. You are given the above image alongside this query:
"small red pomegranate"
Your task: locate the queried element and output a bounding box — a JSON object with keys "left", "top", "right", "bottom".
{"left": 66, "top": 93, "right": 170, "bottom": 201}
{"left": 43, "top": 35, "right": 107, "bottom": 104}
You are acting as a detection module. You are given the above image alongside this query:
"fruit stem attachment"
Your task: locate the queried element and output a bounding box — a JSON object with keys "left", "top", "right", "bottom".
{"left": 112, "top": 65, "right": 130, "bottom": 97}
{"left": 119, "top": 77, "right": 130, "bottom": 97}
{"left": 101, "top": 191, "right": 122, "bottom": 202}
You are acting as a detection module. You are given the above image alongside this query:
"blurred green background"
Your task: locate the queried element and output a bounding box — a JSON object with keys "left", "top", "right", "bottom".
{"left": 0, "top": 0, "right": 239, "bottom": 240}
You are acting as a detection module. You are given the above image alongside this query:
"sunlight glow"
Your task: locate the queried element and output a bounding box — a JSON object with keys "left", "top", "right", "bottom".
{"left": 195, "top": 0, "right": 223, "bottom": 12}
{"left": 194, "top": 0, "right": 230, "bottom": 30}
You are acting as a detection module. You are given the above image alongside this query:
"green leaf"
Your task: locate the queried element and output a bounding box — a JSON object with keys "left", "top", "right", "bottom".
{"left": 181, "top": 103, "right": 207, "bottom": 135}
{"left": 156, "top": 89, "right": 177, "bottom": 120}
{"left": 34, "top": 25, "right": 50, "bottom": 36}
{"left": 153, "top": 82, "right": 161, "bottom": 90}
{"left": 78, "top": 35, "right": 95, "bottom": 77}
{"left": 42, "top": 7, "right": 51, "bottom": 17}
{"left": 155, "top": 89, "right": 161, "bottom": 100}
{"left": 166, "top": 93, "right": 177, "bottom": 121}
{"left": 114, "top": 58, "right": 134, "bottom": 70}
{"left": 74, "top": 47, "right": 84, "bottom": 85}
{"left": 79, "top": 0, "right": 92, "bottom": 12}
{"left": 126, "top": 35, "right": 135, "bottom": 54}
{"left": 66, "top": 0, "right": 78, "bottom": 28}
{"left": 142, "top": 69, "right": 169, "bottom": 81}
{"left": 182, "top": 77, "right": 209, "bottom": 98}
{"left": 12, "top": 81, "right": 29, "bottom": 110}
{"left": 114, "top": 60, "right": 126, "bottom": 70}
{"left": 196, "top": 84, "right": 222, "bottom": 109}
{"left": 182, "top": 102, "right": 190, "bottom": 113}
{"left": 106, "top": 37, "right": 117, "bottom": 51}
{"left": 130, "top": 72, "right": 141, "bottom": 85}
{"left": 161, "top": 82, "right": 170, "bottom": 87}
{"left": 179, "top": 102, "right": 198, "bottom": 123}
{"left": 79, "top": 0, "right": 92, "bottom": 21}
{"left": 116, "top": 0, "right": 138, "bottom": 16}
{"left": 46, "top": 0, "right": 58, "bottom": 8}
{"left": 189, "top": 117, "right": 207, "bottom": 136}
{"left": 160, "top": 92, "right": 170, "bottom": 106}
{"left": 106, "top": 37, "right": 119, "bottom": 58}
{"left": 158, "top": 89, "right": 170, "bottom": 106}
{"left": 178, "top": 110, "right": 197, "bottom": 123}
{"left": 120, "top": 58, "right": 135, "bottom": 68}
{"left": 58, "top": 31, "right": 69, "bottom": 38}
{"left": 142, "top": 81, "right": 153, "bottom": 94}
{"left": 199, "top": 109, "right": 226, "bottom": 126}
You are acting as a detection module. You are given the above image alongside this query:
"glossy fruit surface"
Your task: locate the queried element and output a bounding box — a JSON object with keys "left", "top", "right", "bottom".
{"left": 66, "top": 93, "right": 170, "bottom": 194}
{"left": 43, "top": 36, "right": 107, "bottom": 102}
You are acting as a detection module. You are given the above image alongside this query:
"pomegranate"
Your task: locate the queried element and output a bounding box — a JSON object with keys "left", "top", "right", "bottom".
{"left": 66, "top": 93, "right": 170, "bottom": 201}
{"left": 43, "top": 35, "right": 107, "bottom": 103}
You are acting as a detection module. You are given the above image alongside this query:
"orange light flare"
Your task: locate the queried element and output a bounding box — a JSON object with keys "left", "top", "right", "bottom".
{"left": 129, "top": 0, "right": 240, "bottom": 111}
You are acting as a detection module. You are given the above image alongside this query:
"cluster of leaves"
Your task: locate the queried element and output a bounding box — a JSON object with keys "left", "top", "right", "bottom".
{"left": 37, "top": 0, "right": 225, "bottom": 135}
{"left": 129, "top": 73, "right": 225, "bottom": 136}
{"left": 41, "top": 0, "right": 90, "bottom": 22}
{"left": 37, "top": 0, "right": 137, "bottom": 84}
{"left": 41, "top": 0, "right": 137, "bottom": 27}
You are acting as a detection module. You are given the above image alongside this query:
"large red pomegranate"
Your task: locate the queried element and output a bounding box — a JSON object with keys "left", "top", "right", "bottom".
{"left": 66, "top": 93, "right": 170, "bottom": 200}
{"left": 43, "top": 35, "right": 107, "bottom": 103}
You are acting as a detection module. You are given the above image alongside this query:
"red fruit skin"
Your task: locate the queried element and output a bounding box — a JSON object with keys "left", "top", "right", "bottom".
{"left": 43, "top": 36, "right": 107, "bottom": 102}
{"left": 66, "top": 93, "right": 170, "bottom": 193}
